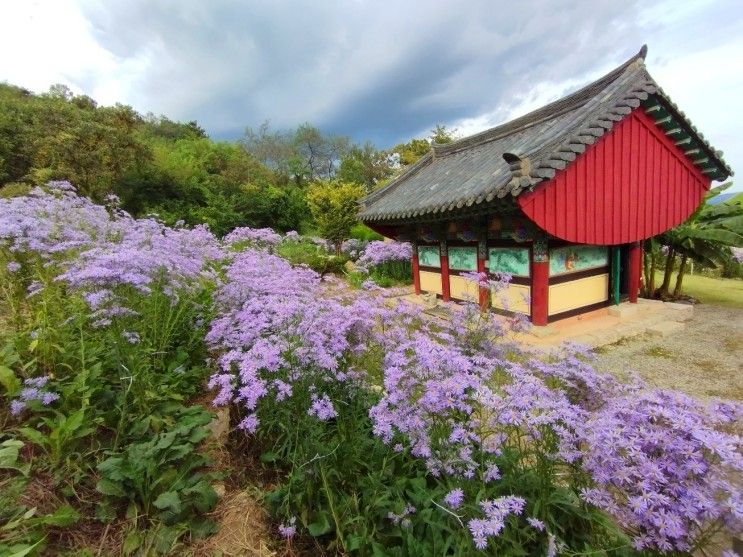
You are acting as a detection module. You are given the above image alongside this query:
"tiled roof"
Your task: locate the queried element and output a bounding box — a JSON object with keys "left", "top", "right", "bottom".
{"left": 360, "top": 46, "right": 733, "bottom": 224}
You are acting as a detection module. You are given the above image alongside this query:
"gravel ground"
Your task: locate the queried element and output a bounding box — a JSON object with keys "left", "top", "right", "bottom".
{"left": 594, "top": 304, "right": 743, "bottom": 401}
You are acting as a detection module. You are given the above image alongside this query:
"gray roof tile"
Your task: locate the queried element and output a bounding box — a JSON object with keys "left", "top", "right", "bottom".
{"left": 360, "top": 46, "right": 733, "bottom": 224}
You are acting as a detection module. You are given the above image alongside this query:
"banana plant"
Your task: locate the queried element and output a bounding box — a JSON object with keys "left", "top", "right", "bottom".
{"left": 655, "top": 182, "right": 743, "bottom": 298}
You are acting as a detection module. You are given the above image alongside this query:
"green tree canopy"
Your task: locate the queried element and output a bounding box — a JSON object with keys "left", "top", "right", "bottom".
{"left": 306, "top": 180, "right": 365, "bottom": 249}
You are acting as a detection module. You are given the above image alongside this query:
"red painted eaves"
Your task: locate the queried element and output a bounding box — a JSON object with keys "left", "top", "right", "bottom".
{"left": 518, "top": 108, "right": 710, "bottom": 245}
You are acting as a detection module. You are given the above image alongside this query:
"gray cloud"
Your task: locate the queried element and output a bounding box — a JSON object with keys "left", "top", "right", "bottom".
{"left": 75, "top": 0, "right": 741, "bottom": 163}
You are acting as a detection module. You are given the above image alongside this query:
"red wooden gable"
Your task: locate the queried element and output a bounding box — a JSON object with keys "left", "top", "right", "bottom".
{"left": 518, "top": 108, "right": 710, "bottom": 245}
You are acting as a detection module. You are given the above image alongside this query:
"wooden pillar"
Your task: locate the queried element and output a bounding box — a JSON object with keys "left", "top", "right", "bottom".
{"left": 411, "top": 241, "right": 421, "bottom": 295}
{"left": 440, "top": 239, "right": 451, "bottom": 302}
{"left": 628, "top": 242, "right": 642, "bottom": 303}
{"left": 477, "top": 234, "right": 488, "bottom": 309}
{"left": 531, "top": 238, "right": 549, "bottom": 326}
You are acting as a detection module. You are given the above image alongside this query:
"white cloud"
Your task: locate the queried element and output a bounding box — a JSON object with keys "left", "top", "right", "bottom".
{"left": 0, "top": 0, "right": 739, "bottom": 189}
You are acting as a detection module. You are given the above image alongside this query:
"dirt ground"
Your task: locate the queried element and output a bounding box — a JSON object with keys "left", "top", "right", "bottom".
{"left": 593, "top": 304, "right": 743, "bottom": 401}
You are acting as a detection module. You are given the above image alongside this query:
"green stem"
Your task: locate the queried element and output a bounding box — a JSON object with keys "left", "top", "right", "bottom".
{"left": 319, "top": 461, "right": 347, "bottom": 554}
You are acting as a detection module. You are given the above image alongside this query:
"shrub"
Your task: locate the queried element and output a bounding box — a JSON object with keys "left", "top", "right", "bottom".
{"left": 356, "top": 240, "right": 413, "bottom": 286}
{"left": 0, "top": 181, "right": 223, "bottom": 552}
{"left": 207, "top": 240, "right": 743, "bottom": 555}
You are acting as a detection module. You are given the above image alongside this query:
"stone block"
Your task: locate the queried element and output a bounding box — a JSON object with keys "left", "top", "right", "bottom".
{"left": 647, "top": 321, "right": 685, "bottom": 337}
{"left": 529, "top": 325, "right": 558, "bottom": 338}
{"left": 592, "top": 328, "right": 622, "bottom": 347}
{"left": 663, "top": 302, "right": 694, "bottom": 322}
{"left": 608, "top": 304, "right": 638, "bottom": 319}
{"left": 571, "top": 334, "right": 601, "bottom": 348}
{"left": 613, "top": 323, "right": 644, "bottom": 339}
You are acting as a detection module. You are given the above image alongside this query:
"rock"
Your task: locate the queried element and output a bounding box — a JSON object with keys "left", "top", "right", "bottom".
{"left": 647, "top": 321, "right": 685, "bottom": 337}
{"left": 209, "top": 407, "right": 230, "bottom": 445}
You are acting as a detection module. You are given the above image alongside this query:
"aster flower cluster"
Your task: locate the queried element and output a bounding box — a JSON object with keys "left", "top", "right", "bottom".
{"left": 356, "top": 240, "right": 412, "bottom": 269}
{"left": 223, "top": 226, "right": 283, "bottom": 250}
{"left": 10, "top": 376, "right": 59, "bottom": 416}
{"left": 205, "top": 247, "right": 387, "bottom": 431}
{"left": 10, "top": 184, "right": 739, "bottom": 553}
{"left": 206, "top": 239, "right": 743, "bottom": 552}
{"left": 581, "top": 389, "right": 743, "bottom": 552}
{"left": 0, "top": 181, "right": 225, "bottom": 327}
{"left": 340, "top": 238, "right": 366, "bottom": 259}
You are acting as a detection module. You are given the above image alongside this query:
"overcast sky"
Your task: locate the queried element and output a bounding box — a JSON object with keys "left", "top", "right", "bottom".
{"left": 1, "top": 0, "right": 741, "bottom": 189}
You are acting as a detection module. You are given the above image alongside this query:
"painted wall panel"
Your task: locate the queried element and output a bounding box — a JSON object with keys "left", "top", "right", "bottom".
{"left": 449, "top": 275, "right": 479, "bottom": 301}
{"left": 492, "top": 284, "right": 530, "bottom": 314}
{"left": 518, "top": 109, "right": 710, "bottom": 245}
{"left": 419, "top": 270, "right": 443, "bottom": 295}
{"left": 548, "top": 274, "right": 609, "bottom": 315}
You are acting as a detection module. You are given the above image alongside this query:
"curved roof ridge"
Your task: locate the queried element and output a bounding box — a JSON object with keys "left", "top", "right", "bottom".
{"left": 359, "top": 45, "right": 732, "bottom": 224}
{"left": 430, "top": 45, "right": 648, "bottom": 158}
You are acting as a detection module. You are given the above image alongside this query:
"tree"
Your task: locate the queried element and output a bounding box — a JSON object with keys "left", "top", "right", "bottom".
{"left": 306, "top": 180, "right": 365, "bottom": 250}
{"left": 242, "top": 121, "right": 350, "bottom": 186}
{"left": 430, "top": 124, "right": 457, "bottom": 144}
{"left": 390, "top": 124, "right": 459, "bottom": 167}
{"left": 337, "top": 142, "right": 394, "bottom": 191}
{"left": 647, "top": 183, "right": 743, "bottom": 299}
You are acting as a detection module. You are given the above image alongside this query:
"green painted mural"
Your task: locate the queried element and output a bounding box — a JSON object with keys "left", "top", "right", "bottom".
{"left": 448, "top": 246, "right": 478, "bottom": 271}
{"left": 549, "top": 245, "right": 609, "bottom": 276}
{"left": 488, "top": 247, "right": 530, "bottom": 276}
{"left": 417, "top": 245, "right": 441, "bottom": 268}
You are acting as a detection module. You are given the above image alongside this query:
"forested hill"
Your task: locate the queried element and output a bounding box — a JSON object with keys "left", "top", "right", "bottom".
{"left": 0, "top": 82, "right": 457, "bottom": 236}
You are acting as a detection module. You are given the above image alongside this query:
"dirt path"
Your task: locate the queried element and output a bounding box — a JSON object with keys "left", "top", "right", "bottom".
{"left": 593, "top": 304, "right": 743, "bottom": 401}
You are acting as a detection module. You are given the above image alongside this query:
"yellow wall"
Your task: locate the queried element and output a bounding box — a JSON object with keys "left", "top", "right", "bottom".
{"left": 492, "top": 284, "right": 530, "bottom": 314}
{"left": 449, "top": 275, "right": 479, "bottom": 302}
{"left": 419, "top": 270, "right": 443, "bottom": 295}
{"left": 548, "top": 273, "right": 609, "bottom": 315}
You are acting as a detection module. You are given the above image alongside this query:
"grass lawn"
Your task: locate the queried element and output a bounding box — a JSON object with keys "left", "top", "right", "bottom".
{"left": 656, "top": 272, "right": 743, "bottom": 308}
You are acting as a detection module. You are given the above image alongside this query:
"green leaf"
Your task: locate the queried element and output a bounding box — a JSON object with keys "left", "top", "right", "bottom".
{"left": 0, "top": 439, "right": 26, "bottom": 473}
{"left": 188, "top": 518, "right": 219, "bottom": 539}
{"left": 260, "top": 451, "right": 279, "bottom": 463}
{"left": 6, "top": 537, "right": 45, "bottom": 557}
{"left": 122, "top": 530, "right": 142, "bottom": 556}
{"left": 153, "top": 525, "right": 183, "bottom": 553}
{"left": 94, "top": 501, "right": 117, "bottom": 523}
{"left": 0, "top": 365, "right": 21, "bottom": 395}
{"left": 685, "top": 228, "right": 743, "bottom": 245}
{"left": 153, "top": 491, "right": 182, "bottom": 514}
{"left": 96, "top": 479, "right": 126, "bottom": 498}
{"left": 18, "top": 427, "right": 47, "bottom": 449}
{"left": 40, "top": 505, "right": 79, "bottom": 527}
{"left": 307, "top": 511, "right": 332, "bottom": 536}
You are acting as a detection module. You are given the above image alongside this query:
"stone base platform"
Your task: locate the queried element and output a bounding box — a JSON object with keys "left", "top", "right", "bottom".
{"left": 390, "top": 291, "right": 693, "bottom": 350}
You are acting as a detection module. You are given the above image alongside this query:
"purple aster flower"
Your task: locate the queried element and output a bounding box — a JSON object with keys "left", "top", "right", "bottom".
{"left": 122, "top": 331, "right": 141, "bottom": 344}
{"left": 278, "top": 516, "right": 296, "bottom": 539}
{"left": 237, "top": 414, "right": 259, "bottom": 433}
{"left": 307, "top": 394, "right": 337, "bottom": 421}
{"left": 41, "top": 392, "right": 60, "bottom": 405}
{"left": 10, "top": 400, "right": 26, "bottom": 415}
{"left": 527, "top": 517, "right": 545, "bottom": 531}
{"left": 444, "top": 488, "right": 465, "bottom": 509}
{"left": 6, "top": 261, "right": 21, "bottom": 273}
{"left": 24, "top": 376, "right": 49, "bottom": 388}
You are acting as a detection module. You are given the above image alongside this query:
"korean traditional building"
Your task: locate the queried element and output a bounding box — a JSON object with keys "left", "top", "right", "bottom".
{"left": 359, "top": 46, "right": 732, "bottom": 325}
